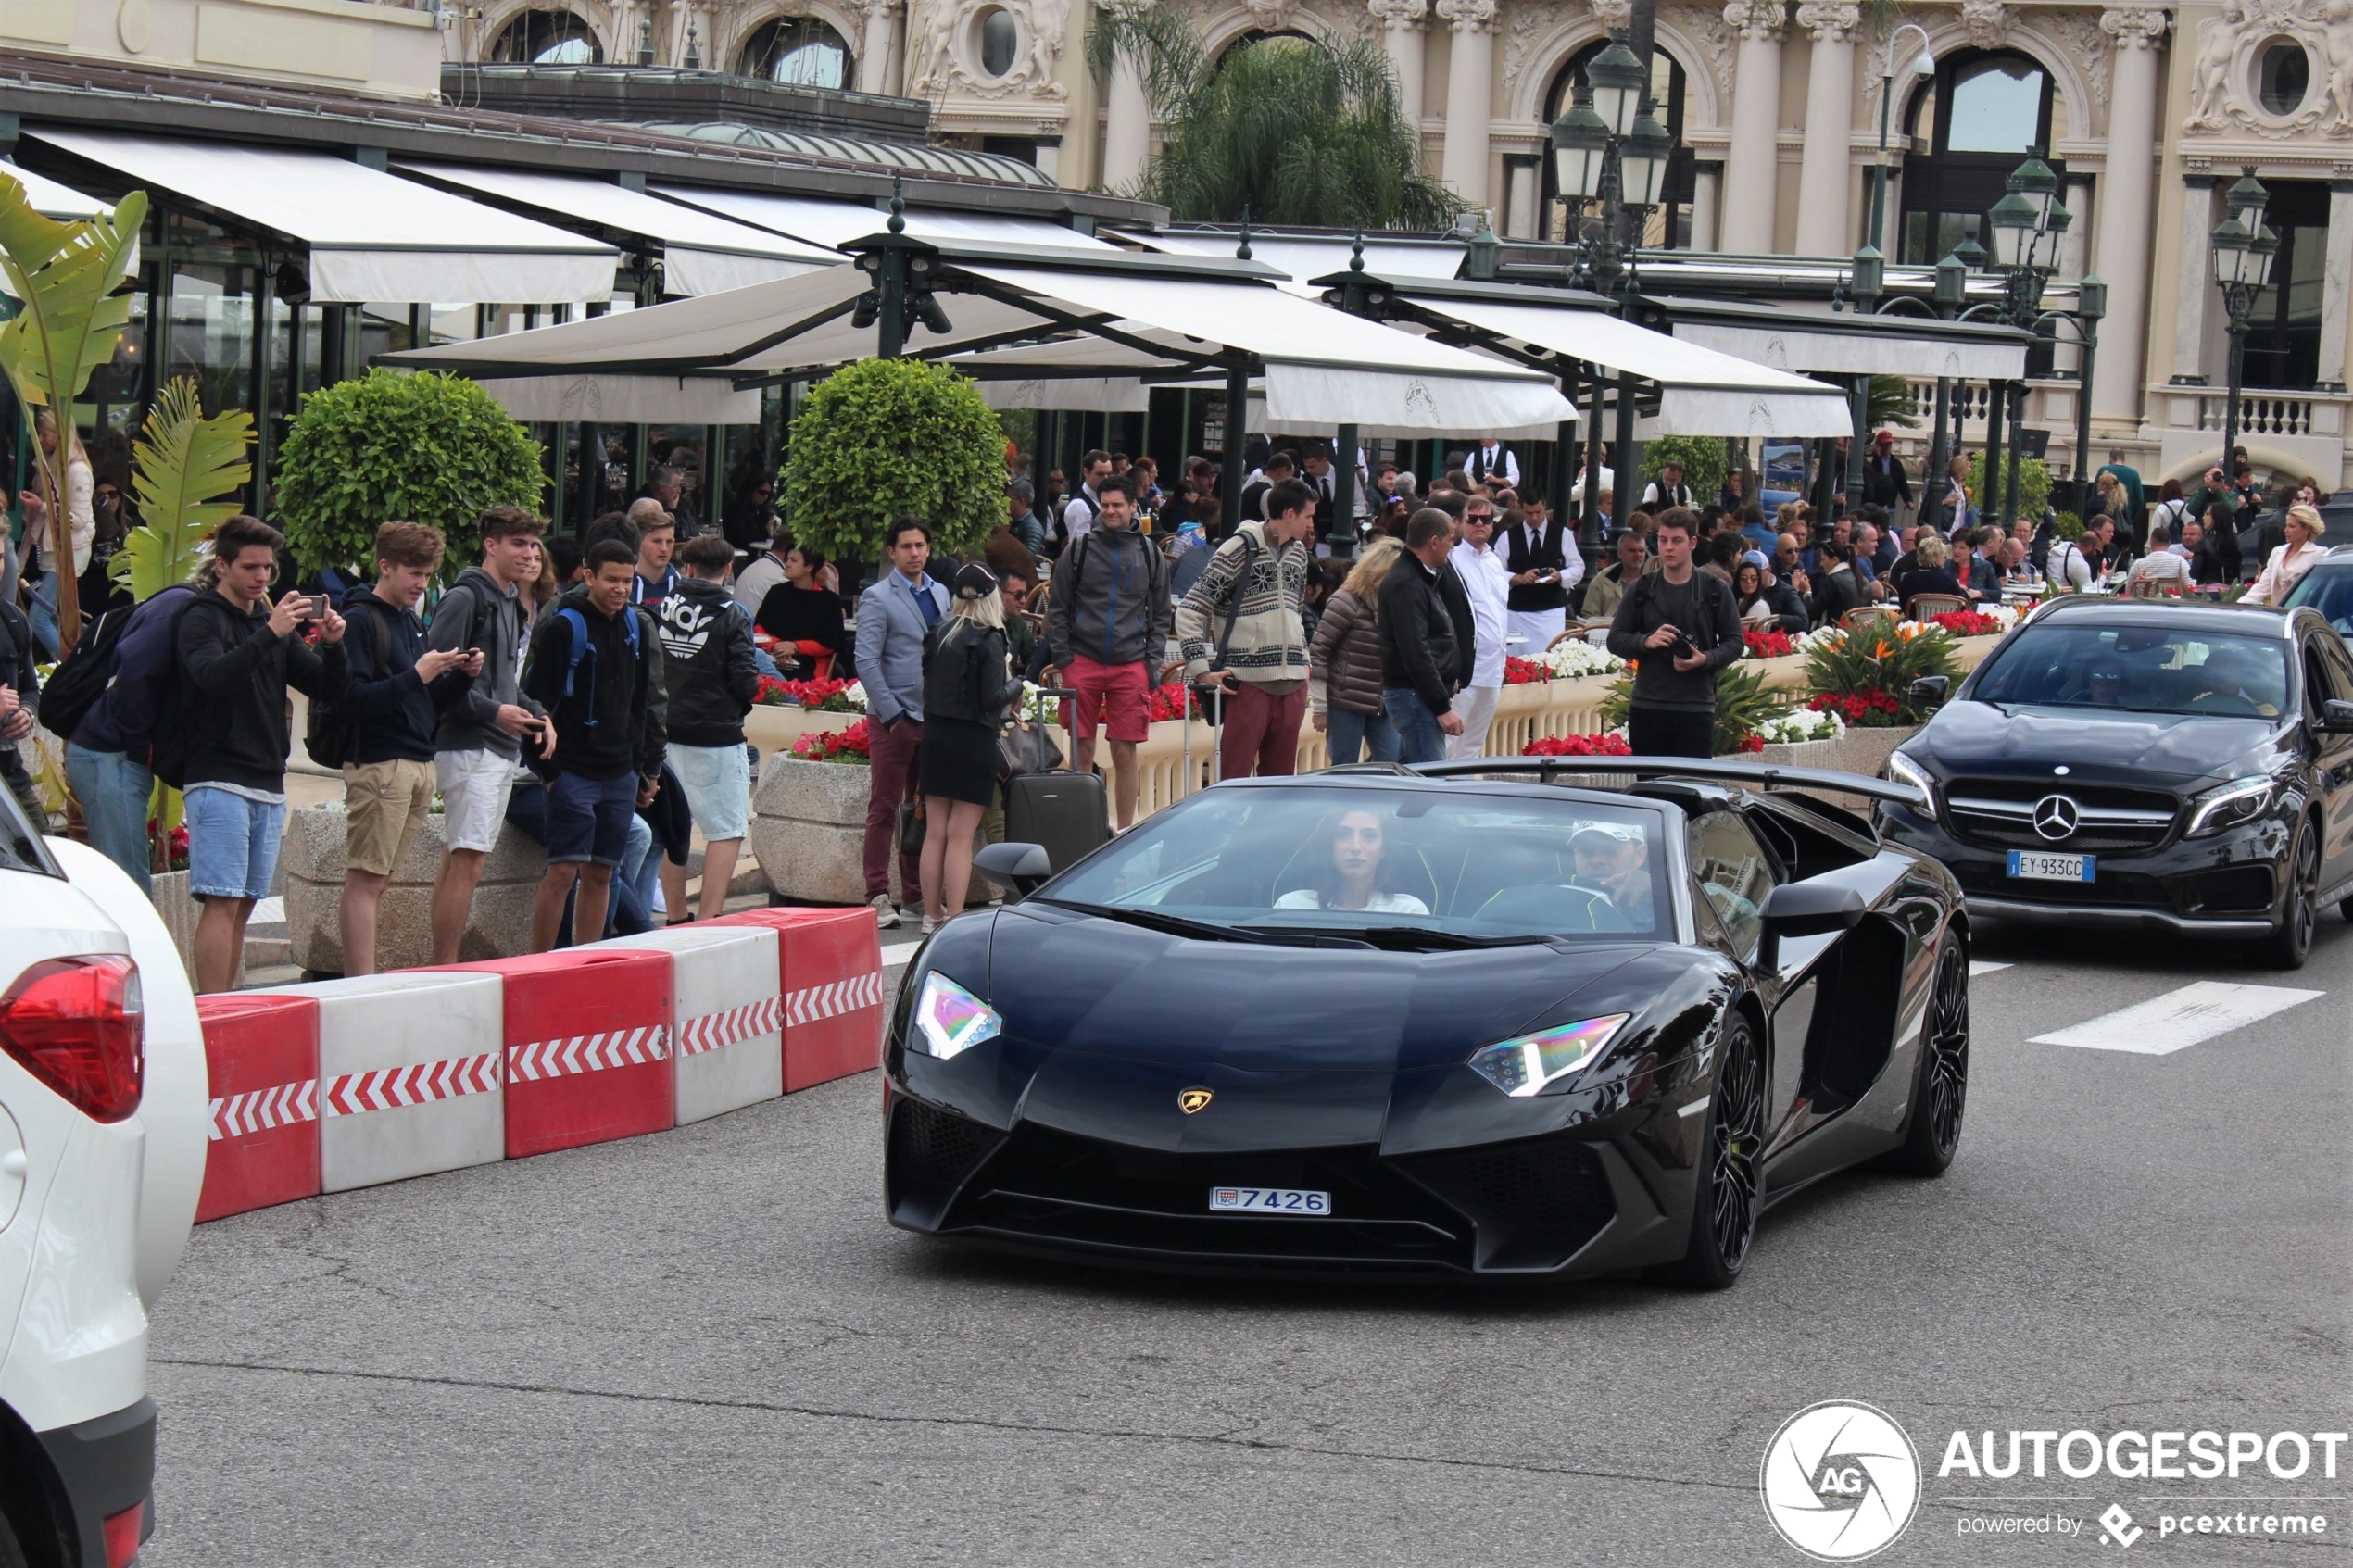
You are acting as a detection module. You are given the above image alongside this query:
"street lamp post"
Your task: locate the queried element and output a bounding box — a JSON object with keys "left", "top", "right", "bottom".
{"left": 1842, "top": 243, "right": 1883, "bottom": 509}
{"left": 1551, "top": 28, "right": 1673, "bottom": 541}
{"left": 1957, "top": 154, "right": 2070, "bottom": 530}
{"left": 2071, "top": 273, "right": 2106, "bottom": 512}
{"left": 2208, "top": 167, "right": 2279, "bottom": 482}
{"left": 1919, "top": 250, "right": 1966, "bottom": 534}
{"left": 1868, "top": 26, "right": 1936, "bottom": 256}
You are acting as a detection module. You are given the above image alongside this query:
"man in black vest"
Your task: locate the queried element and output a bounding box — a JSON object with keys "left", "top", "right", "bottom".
{"left": 1504, "top": 497, "right": 1582, "bottom": 650}
{"left": 1301, "top": 445, "right": 1341, "bottom": 552}
{"left": 1466, "top": 438, "right": 1519, "bottom": 492}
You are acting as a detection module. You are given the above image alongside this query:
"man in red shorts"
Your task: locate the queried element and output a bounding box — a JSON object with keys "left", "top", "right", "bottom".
{"left": 1044, "top": 474, "right": 1168, "bottom": 831}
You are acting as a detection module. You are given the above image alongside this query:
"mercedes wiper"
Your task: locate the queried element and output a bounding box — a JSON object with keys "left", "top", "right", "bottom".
{"left": 1039, "top": 899, "right": 1366, "bottom": 948}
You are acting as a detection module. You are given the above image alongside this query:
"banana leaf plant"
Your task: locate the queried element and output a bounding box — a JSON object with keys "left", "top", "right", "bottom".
{"left": 0, "top": 175, "right": 146, "bottom": 655}
{"left": 111, "top": 377, "right": 252, "bottom": 603}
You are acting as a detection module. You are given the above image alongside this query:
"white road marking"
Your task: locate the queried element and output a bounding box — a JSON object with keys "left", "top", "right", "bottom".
{"left": 881, "top": 939, "right": 924, "bottom": 967}
{"left": 2030, "top": 982, "right": 2324, "bottom": 1056}
{"left": 1969, "top": 960, "right": 2012, "bottom": 977}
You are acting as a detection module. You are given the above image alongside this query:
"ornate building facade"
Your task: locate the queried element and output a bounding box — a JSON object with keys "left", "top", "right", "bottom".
{"left": 439, "top": 0, "right": 2347, "bottom": 483}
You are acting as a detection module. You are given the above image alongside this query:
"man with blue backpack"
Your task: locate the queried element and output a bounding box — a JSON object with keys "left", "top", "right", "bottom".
{"left": 522, "top": 538, "right": 667, "bottom": 952}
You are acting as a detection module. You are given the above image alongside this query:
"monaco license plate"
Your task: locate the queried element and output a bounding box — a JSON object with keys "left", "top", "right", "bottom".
{"left": 2007, "top": 849, "right": 2095, "bottom": 883}
{"left": 1209, "top": 1186, "right": 1331, "bottom": 1216}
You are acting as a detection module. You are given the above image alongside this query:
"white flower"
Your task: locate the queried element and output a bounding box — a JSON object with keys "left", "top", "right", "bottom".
{"left": 841, "top": 680, "right": 868, "bottom": 711}
{"left": 1752, "top": 707, "right": 1847, "bottom": 745}
{"left": 1538, "top": 641, "right": 1628, "bottom": 679}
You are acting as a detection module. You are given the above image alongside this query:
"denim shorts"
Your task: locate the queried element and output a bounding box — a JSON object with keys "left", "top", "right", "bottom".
{"left": 546, "top": 771, "right": 639, "bottom": 867}
{"left": 184, "top": 785, "right": 288, "bottom": 901}
{"left": 667, "top": 742, "right": 750, "bottom": 841}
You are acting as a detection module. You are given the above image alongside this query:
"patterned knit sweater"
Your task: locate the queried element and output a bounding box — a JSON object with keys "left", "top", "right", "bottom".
{"left": 1174, "top": 521, "right": 1311, "bottom": 686}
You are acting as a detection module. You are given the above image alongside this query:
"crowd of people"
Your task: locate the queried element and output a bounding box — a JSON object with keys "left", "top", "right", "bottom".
{"left": 11, "top": 423, "right": 2337, "bottom": 985}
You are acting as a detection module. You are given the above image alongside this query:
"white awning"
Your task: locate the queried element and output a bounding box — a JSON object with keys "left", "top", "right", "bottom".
{"left": 1672, "top": 313, "right": 2028, "bottom": 381}
{"left": 30, "top": 130, "right": 618, "bottom": 305}
{"left": 1114, "top": 231, "right": 1466, "bottom": 285}
{"left": 472, "top": 374, "right": 761, "bottom": 424}
{"left": 1, "top": 161, "right": 108, "bottom": 219}
{"left": 650, "top": 186, "right": 1114, "bottom": 254}
{"left": 385, "top": 254, "right": 1575, "bottom": 433}
{"left": 394, "top": 164, "right": 836, "bottom": 298}
{"left": 1408, "top": 296, "right": 1856, "bottom": 438}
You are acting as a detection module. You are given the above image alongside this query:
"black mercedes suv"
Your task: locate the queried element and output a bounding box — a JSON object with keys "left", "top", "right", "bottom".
{"left": 1875, "top": 597, "right": 2353, "bottom": 968}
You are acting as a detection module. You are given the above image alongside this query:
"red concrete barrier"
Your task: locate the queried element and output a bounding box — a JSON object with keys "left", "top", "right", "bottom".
{"left": 194, "top": 993, "right": 321, "bottom": 1222}
{"left": 710, "top": 908, "right": 887, "bottom": 1090}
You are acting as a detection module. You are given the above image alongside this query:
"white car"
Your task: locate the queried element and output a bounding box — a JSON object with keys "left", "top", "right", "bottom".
{"left": 0, "top": 810, "right": 204, "bottom": 1568}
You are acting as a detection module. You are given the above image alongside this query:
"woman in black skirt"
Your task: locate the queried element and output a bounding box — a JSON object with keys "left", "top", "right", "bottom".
{"left": 918, "top": 562, "right": 1023, "bottom": 934}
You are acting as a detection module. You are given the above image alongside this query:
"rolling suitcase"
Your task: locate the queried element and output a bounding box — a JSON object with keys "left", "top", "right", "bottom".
{"left": 1010, "top": 687, "right": 1111, "bottom": 872}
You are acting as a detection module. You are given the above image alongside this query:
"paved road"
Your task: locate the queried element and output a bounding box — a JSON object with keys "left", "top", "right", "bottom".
{"left": 143, "top": 918, "right": 2352, "bottom": 1567}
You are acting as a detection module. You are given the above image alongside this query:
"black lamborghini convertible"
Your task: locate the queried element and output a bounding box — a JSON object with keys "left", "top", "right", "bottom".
{"left": 882, "top": 759, "right": 1969, "bottom": 1286}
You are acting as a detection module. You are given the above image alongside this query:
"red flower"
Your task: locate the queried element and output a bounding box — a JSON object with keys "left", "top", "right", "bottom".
{"left": 789, "top": 718, "right": 874, "bottom": 762}
{"left": 1521, "top": 733, "right": 1634, "bottom": 758}
{"left": 1743, "top": 630, "right": 1793, "bottom": 659}
{"left": 1503, "top": 656, "right": 1554, "bottom": 685}
{"left": 1736, "top": 734, "right": 1766, "bottom": 753}
{"left": 1928, "top": 610, "right": 2002, "bottom": 637}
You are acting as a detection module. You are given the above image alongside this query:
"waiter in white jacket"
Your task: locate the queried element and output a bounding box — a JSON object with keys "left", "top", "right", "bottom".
{"left": 1446, "top": 500, "right": 1514, "bottom": 759}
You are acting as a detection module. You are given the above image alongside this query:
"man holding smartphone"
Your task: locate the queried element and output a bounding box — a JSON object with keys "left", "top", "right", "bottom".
{"left": 1604, "top": 508, "right": 1741, "bottom": 759}
{"left": 1503, "top": 495, "right": 1580, "bottom": 651}
{"left": 428, "top": 505, "right": 554, "bottom": 964}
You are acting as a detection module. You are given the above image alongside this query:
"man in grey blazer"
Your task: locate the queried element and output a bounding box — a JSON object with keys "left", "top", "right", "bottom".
{"left": 854, "top": 517, "right": 950, "bottom": 927}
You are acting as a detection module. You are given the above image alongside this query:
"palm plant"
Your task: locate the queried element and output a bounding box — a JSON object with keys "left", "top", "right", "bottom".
{"left": 0, "top": 175, "right": 147, "bottom": 655}
{"left": 1867, "top": 373, "right": 1921, "bottom": 430}
{"left": 1087, "top": 8, "right": 1458, "bottom": 230}
{"left": 111, "top": 377, "right": 253, "bottom": 603}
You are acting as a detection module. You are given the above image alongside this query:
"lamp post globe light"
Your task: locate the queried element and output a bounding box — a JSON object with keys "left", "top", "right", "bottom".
{"left": 1546, "top": 28, "right": 1680, "bottom": 543}
{"left": 2210, "top": 166, "right": 2279, "bottom": 480}
{"left": 1951, "top": 150, "right": 2075, "bottom": 532}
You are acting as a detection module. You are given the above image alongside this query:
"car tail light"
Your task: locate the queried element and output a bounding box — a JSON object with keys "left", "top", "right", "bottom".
{"left": 0, "top": 956, "right": 144, "bottom": 1123}
{"left": 103, "top": 1499, "right": 146, "bottom": 1568}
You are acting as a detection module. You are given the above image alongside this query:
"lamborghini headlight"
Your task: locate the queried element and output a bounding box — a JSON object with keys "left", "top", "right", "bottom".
{"left": 2184, "top": 774, "right": 2272, "bottom": 837}
{"left": 911, "top": 972, "right": 1001, "bottom": 1060}
{"left": 1466, "top": 1014, "right": 1631, "bottom": 1098}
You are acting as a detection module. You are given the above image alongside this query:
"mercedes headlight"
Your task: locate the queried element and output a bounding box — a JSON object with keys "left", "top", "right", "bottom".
{"left": 1883, "top": 751, "right": 1937, "bottom": 815}
{"left": 2184, "top": 775, "right": 2272, "bottom": 837}
{"left": 1466, "top": 1014, "right": 1630, "bottom": 1098}
{"left": 911, "top": 972, "right": 1002, "bottom": 1060}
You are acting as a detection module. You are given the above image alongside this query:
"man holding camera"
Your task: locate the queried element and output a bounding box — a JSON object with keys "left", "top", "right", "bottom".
{"left": 1604, "top": 508, "right": 1741, "bottom": 759}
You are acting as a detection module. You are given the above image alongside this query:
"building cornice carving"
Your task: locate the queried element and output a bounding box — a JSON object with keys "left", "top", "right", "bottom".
{"left": 1793, "top": 1, "right": 1857, "bottom": 45}
{"left": 1957, "top": 0, "right": 2010, "bottom": 50}
{"left": 2184, "top": 0, "right": 2350, "bottom": 139}
{"left": 2098, "top": 4, "right": 2170, "bottom": 51}
{"left": 1434, "top": 0, "right": 1498, "bottom": 34}
{"left": 1721, "top": 0, "right": 1783, "bottom": 44}
{"left": 1366, "top": 0, "right": 1428, "bottom": 29}
{"left": 907, "top": 0, "right": 1067, "bottom": 101}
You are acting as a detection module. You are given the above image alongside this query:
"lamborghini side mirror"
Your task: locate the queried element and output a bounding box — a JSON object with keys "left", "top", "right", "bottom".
{"left": 974, "top": 841, "right": 1054, "bottom": 898}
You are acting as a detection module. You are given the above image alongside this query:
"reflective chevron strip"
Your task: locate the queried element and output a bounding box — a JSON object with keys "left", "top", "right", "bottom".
{"left": 786, "top": 969, "right": 885, "bottom": 1027}
{"left": 208, "top": 1079, "right": 320, "bottom": 1141}
{"left": 506, "top": 1024, "right": 671, "bottom": 1082}
{"left": 676, "top": 997, "right": 784, "bottom": 1058}
{"left": 323, "top": 1051, "right": 501, "bottom": 1117}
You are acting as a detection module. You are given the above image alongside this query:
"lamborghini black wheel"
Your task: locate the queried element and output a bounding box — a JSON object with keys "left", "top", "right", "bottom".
{"left": 1666, "top": 1011, "right": 1762, "bottom": 1290}
{"left": 1885, "top": 933, "right": 1969, "bottom": 1176}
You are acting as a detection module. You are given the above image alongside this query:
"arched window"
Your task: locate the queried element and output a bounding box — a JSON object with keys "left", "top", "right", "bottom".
{"left": 1538, "top": 42, "right": 1692, "bottom": 249}
{"left": 1218, "top": 28, "right": 1314, "bottom": 60}
{"left": 737, "top": 16, "right": 853, "bottom": 87}
{"left": 1897, "top": 50, "right": 2065, "bottom": 265}
{"left": 488, "top": 9, "right": 601, "bottom": 64}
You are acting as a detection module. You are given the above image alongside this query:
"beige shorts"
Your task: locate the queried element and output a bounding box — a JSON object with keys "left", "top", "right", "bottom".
{"left": 343, "top": 758, "right": 436, "bottom": 876}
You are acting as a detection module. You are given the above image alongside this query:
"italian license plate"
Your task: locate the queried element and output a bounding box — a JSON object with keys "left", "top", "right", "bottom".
{"left": 1209, "top": 1186, "right": 1331, "bottom": 1216}
{"left": 2007, "top": 849, "right": 2095, "bottom": 883}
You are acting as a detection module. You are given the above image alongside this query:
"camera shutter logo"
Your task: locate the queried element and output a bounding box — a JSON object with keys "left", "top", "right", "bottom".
{"left": 1759, "top": 1400, "right": 1921, "bottom": 1561}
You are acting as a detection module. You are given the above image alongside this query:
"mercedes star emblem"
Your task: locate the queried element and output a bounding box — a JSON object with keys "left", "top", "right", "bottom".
{"left": 2032, "top": 794, "right": 2081, "bottom": 841}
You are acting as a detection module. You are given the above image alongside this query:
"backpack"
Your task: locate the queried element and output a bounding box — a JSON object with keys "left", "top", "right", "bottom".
{"left": 555, "top": 601, "right": 639, "bottom": 721}
{"left": 302, "top": 601, "right": 393, "bottom": 771}
{"left": 143, "top": 591, "right": 208, "bottom": 791}
{"left": 34, "top": 598, "right": 132, "bottom": 740}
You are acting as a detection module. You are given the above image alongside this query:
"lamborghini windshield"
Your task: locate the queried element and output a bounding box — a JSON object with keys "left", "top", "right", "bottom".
{"left": 1040, "top": 786, "right": 1671, "bottom": 940}
{"left": 1971, "top": 622, "right": 2289, "bottom": 719}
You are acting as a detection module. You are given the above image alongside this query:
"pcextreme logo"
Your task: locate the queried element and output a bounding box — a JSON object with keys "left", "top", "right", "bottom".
{"left": 1761, "top": 1400, "right": 1923, "bottom": 1561}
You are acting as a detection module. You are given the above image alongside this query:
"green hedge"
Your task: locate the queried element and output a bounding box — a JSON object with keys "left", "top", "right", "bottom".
{"left": 781, "top": 358, "right": 1003, "bottom": 565}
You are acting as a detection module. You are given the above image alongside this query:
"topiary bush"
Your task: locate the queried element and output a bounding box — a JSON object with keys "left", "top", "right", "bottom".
{"left": 1966, "top": 451, "right": 2052, "bottom": 528}
{"left": 781, "top": 358, "right": 1003, "bottom": 566}
{"left": 1641, "top": 435, "right": 1728, "bottom": 504}
{"left": 274, "top": 369, "right": 545, "bottom": 575}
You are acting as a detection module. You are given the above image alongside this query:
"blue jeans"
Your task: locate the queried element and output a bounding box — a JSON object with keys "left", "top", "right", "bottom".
{"left": 1382, "top": 688, "right": 1450, "bottom": 765}
{"left": 1325, "top": 708, "right": 1401, "bottom": 767}
{"left": 26, "top": 576, "right": 57, "bottom": 663}
{"left": 619, "top": 810, "right": 659, "bottom": 922}
{"left": 183, "top": 785, "right": 286, "bottom": 901}
{"left": 66, "top": 744, "right": 153, "bottom": 895}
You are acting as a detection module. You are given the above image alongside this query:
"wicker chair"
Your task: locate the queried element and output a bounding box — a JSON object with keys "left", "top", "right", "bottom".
{"left": 1840, "top": 606, "right": 1890, "bottom": 631}
{"left": 1906, "top": 593, "right": 1969, "bottom": 622}
{"left": 1546, "top": 624, "right": 1594, "bottom": 650}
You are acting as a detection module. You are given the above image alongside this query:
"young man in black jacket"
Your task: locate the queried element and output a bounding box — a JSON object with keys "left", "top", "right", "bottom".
{"left": 1604, "top": 508, "right": 1742, "bottom": 759}
{"left": 335, "top": 521, "right": 476, "bottom": 975}
{"left": 523, "top": 540, "right": 668, "bottom": 951}
{"left": 177, "top": 514, "right": 349, "bottom": 993}
{"left": 654, "top": 534, "right": 760, "bottom": 922}
{"left": 1378, "top": 509, "right": 1467, "bottom": 764}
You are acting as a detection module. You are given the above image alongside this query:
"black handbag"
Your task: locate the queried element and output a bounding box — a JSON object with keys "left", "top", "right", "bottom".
{"left": 897, "top": 745, "right": 926, "bottom": 858}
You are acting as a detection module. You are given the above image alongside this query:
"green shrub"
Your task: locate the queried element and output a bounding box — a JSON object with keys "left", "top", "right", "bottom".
{"left": 1598, "top": 661, "right": 1790, "bottom": 756}
{"left": 1801, "top": 613, "right": 1961, "bottom": 723}
{"left": 1641, "top": 435, "right": 1727, "bottom": 504}
{"left": 1966, "top": 451, "right": 2052, "bottom": 527}
{"left": 781, "top": 358, "right": 1004, "bottom": 565}
{"left": 2051, "top": 510, "right": 2084, "bottom": 541}
{"left": 274, "top": 370, "right": 545, "bottom": 575}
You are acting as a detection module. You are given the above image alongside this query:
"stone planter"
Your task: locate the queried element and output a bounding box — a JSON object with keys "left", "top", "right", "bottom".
{"left": 1826, "top": 724, "right": 1919, "bottom": 781}
{"left": 749, "top": 757, "right": 874, "bottom": 906}
{"left": 148, "top": 869, "right": 215, "bottom": 988}
{"left": 1751, "top": 737, "right": 1839, "bottom": 768}
{"left": 279, "top": 805, "right": 547, "bottom": 974}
